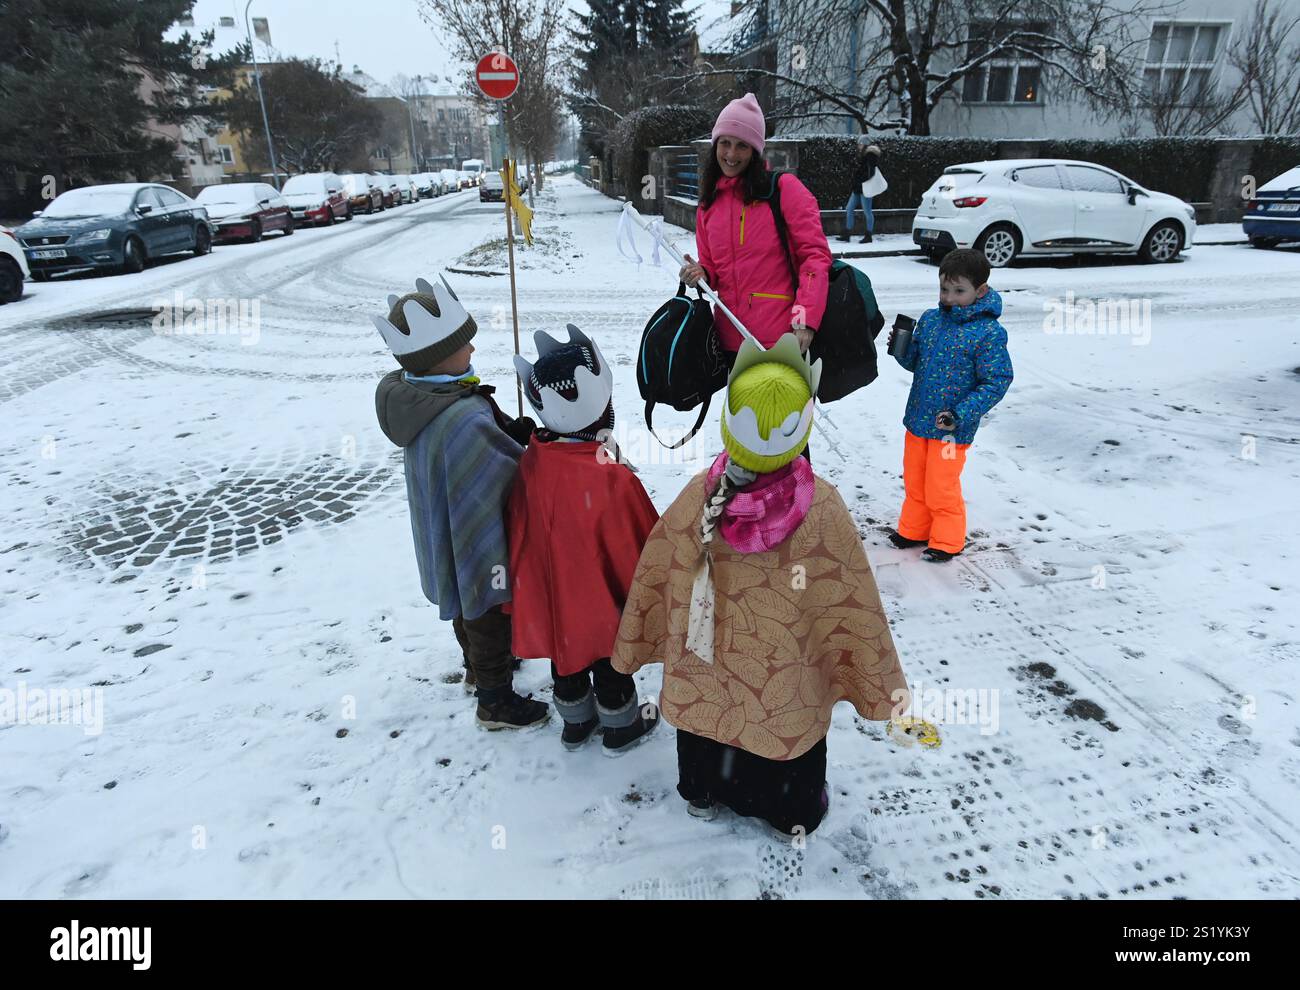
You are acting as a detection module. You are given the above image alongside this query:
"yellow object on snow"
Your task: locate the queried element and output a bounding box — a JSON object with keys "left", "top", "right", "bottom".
{"left": 501, "top": 160, "right": 534, "bottom": 246}
{"left": 887, "top": 717, "right": 942, "bottom": 749}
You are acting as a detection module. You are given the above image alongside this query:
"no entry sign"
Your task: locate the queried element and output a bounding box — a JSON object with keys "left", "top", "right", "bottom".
{"left": 475, "top": 52, "right": 520, "bottom": 100}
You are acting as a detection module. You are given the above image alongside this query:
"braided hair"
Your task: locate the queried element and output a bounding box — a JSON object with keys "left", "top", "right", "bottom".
{"left": 700, "top": 459, "right": 759, "bottom": 548}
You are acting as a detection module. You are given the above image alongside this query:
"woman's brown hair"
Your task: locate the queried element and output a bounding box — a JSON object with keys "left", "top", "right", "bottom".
{"left": 698, "top": 138, "right": 771, "bottom": 208}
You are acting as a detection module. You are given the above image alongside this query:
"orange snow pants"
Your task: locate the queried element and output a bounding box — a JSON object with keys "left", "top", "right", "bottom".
{"left": 897, "top": 430, "right": 971, "bottom": 554}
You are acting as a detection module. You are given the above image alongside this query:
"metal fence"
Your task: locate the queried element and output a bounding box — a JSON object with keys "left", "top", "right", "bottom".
{"left": 667, "top": 151, "right": 699, "bottom": 201}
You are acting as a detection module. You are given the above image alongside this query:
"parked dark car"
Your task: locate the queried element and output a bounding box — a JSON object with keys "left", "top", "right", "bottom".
{"left": 480, "top": 172, "right": 504, "bottom": 203}
{"left": 1244, "top": 165, "right": 1300, "bottom": 249}
{"left": 17, "top": 182, "right": 214, "bottom": 279}
{"left": 281, "top": 172, "right": 351, "bottom": 226}
{"left": 196, "top": 182, "right": 294, "bottom": 243}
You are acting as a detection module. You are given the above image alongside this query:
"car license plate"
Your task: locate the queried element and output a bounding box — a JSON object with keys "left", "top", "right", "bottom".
{"left": 920, "top": 229, "right": 940, "bottom": 240}
{"left": 33, "top": 249, "right": 67, "bottom": 259}
{"left": 1267, "top": 203, "right": 1299, "bottom": 212}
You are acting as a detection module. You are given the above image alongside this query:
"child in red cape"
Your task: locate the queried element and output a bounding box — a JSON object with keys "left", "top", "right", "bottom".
{"left": 505, "top": 325, "right": 662, "bottom": 754}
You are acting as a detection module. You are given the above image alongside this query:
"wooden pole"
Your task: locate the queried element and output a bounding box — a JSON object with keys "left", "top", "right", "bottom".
{"left": 503, "top": 154, "right": 523, "bottom": 418}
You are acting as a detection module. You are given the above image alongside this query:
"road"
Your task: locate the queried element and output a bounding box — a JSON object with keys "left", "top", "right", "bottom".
{"left": 1, "top": 175, "right": 1297, "bottom": 898}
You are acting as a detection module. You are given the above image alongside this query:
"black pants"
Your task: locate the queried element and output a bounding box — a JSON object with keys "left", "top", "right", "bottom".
{"left": 551, "top": 658, "right": 635, "bottom": 710}
{"left": 676, "top": 728, "right": 828, "bottom": 835}
{"left": 451, "top": 606, "right": 513, "bottom": 692}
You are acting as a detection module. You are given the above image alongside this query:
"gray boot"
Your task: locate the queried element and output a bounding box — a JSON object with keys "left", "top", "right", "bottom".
{"left": 554, "top": 688, "right": 600, "bottom": 751}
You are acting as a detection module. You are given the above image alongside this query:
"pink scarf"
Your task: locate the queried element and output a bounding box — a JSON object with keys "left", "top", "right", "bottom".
{"left": 705, "top": 451, "right": 815, "bottom": 553}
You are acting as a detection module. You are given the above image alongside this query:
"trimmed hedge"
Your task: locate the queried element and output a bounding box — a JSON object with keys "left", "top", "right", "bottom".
{"left": 1036, "top": 138, "right": 1220, "bottom": 203}
{"left": 1249, "top": 137, "right": 1300, "bottom": 188}
{"left": 796, "top": 136, "right": 1001, "bottom": 210}
{"left": 611, "top": 105, "right": 713, "bottom": 204}
{"left": 796, "top": 134, "right": 1286, "bottom": 208}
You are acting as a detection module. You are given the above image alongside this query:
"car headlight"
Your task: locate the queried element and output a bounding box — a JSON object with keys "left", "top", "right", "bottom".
{"left": 1184, "top": 205, "right": 1196, "bottom": 221}
{"left": 79, "top": 228, "right": 113, "bottom": 242}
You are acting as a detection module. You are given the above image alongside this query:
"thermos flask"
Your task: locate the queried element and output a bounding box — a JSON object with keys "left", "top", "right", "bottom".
{"left": 888, "top": 314, "right": 916, "bottom": 358}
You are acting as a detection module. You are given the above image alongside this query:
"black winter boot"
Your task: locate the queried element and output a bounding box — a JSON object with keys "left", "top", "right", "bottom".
{"left": 599, "top": 696, "right": 660, "bottom": 756}
{"left": 922, "top": 547, "right": 961, "bottom": 563}
{"left": 888, "top": 531, "right": 927, "bottom": 549}
{"left": 860, "top": 232, "right": 873, "bottom": 244}
{"left": 554, "top": 687, "right": 601, "bottom": 751}
{"left": 476, "top": 687, "right": 550, "bottom": 730}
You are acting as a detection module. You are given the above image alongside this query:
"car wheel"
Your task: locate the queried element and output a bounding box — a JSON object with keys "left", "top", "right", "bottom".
{"left": 0, "top": 257, "right": 23, "bottom": 303}
{"left": 974, "top": 224, "right": 1020, "bottom": 267}
{"left": 193, "top": 226, "right": 212, "bottom": 256}
{"left": 250, "top": 220, "right": 263, "bottom": 243}
{"left": 1249, "top": 236, "right": 1279, "bottom": 249}
{"left": 121, "top": 236, "right": 147, "bottom": 274}
{"left": 1139, "top": 221, "right": 1183, "bottom": 263}
{"left": 344, "top": 207, "right": 353, "bottom": 222}
{"left": 283, "top": 219, "right": 294, "bottom": 236}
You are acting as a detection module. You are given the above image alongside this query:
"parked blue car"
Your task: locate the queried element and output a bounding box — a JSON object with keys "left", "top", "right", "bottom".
{"left": 1244, "top": 165, "right": 1300, "bottom": 249}
{"left": 17, "top": 182, "right": 214, "bottom": 279}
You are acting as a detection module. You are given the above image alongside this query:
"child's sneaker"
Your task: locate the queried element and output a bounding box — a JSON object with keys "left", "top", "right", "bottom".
{"left": 922, "top": 547, "right": 961, "bottom": 563}
{"left": 888, "top": 531, "right": 926, "bottom": 549}
{"left": 476, "top": 689, "right": 550, "bottom": 730}
{"left": 598, "top": 698, "right": 660, "bottom": 757}
{"left": 687, "top": 799, "right": 719, "bottom": 821}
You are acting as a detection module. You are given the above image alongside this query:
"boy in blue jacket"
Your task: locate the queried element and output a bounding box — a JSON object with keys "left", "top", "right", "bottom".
{"left": 887, "top": 249, "right": 1013, "bottom": 562}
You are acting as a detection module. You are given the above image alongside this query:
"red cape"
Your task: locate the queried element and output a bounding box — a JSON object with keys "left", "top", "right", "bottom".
{"left": 505, "top": 438, "right": 660, "bottom": 676}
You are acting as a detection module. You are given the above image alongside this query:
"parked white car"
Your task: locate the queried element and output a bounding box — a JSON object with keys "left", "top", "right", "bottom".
{"left": 439, "top": 168, "right": 463, "bottom": 192}
{"left": 912, "top": 159, "right": 1197, "bottom": 266}
{"left": 1, "top": 225, "right": 31, "bottom": 304}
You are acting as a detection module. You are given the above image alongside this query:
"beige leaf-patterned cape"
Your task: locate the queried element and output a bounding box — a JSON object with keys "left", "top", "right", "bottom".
{"left": 612, "top": 468, "right": 910, "bottom": 761}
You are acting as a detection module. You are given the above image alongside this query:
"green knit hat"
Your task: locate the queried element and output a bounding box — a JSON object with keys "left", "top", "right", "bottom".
{"left": 371, "top": 276, "right": 478, "bottom": 372}
{"left": 720, "top": 334, "right": 821, "bottom": 473}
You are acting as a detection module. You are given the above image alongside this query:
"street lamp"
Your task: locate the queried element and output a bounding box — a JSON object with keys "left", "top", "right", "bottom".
{"left": 244, "top": 0, "right": 281, "bottom": 189}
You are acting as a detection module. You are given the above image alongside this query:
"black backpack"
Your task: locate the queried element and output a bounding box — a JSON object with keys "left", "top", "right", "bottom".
{"left": 636, "top": 282, "right": 729, "bottom": 448}
{"left": 764, "top": 172, "right": 886, "bottom": 402}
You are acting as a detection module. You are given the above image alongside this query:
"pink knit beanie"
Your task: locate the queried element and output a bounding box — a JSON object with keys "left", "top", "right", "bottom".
{"left": 711, "top": 93, "right": 766, "bottom": 154}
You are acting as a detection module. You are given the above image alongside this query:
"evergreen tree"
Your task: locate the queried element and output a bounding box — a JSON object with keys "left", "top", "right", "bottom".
{"left": 0, "top": 0, "right": 245, "bottom": 194}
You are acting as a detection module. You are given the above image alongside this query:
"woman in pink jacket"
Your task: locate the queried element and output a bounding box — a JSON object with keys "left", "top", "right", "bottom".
{"left": 679, "top": 93, "right": 832, "bottom": 359}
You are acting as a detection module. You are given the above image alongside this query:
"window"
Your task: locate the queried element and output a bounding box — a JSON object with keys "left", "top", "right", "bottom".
{"left": 1012, "top": 165, "right": 1062, "bottom": 189}
{"left": 1143, "top": 22, "right": 1228, "bottom": 104}
{"left": 962, "top": 21, "right": 1047, "bottom": 103}
{"left": 136, "top": 188, "right": 166, "bottom": 210}
{"left": 157, "top": 187, "right": 188, "bottom": 207}
{"left": 218, "top": 145, "right": 235, "bottom": 165}
{"left": 1062, "top": 165, "right": 1124, "bottom": 195}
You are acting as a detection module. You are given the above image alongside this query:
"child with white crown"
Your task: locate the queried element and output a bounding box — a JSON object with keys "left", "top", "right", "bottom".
{"left": 373, "top": 275, "right": 548, "bottom": 731}
{"left": 505, "top": 325, "right": 662, "bottom": 754}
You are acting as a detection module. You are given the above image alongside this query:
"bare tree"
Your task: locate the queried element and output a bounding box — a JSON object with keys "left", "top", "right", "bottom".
{"left": 1229, "top": 0, "right": 1300, "bottom": 136}
{"left": 675, "top": 0, "right": 1178, "bottom": 136}
{"left": 417, "top": 0, "right": 568, "bottom": 189}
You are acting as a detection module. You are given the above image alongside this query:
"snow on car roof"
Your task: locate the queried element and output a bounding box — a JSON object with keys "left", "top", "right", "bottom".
{"left": 1260, "top": 166, "right": 1300, "bottom": 192}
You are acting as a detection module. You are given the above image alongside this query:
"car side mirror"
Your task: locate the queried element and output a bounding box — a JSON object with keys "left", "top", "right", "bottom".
{"left": 258, "top": 199, "right": 270, "bottom": 207}
{"left": 137, "top": 204, "right": 153, "bottom": 215}
{"left": 328, "top": 188, "right": 340, "bottom": 195}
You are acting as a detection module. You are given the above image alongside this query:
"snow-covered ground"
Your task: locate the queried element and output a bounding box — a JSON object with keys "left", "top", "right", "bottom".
{"left": 1, "top": 176, "right": 1297, "bottom": 899}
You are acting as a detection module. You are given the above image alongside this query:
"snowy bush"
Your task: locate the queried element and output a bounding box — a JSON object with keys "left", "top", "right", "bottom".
{"left": 611, "top": 105, "right": 714, "bottom": 204}
{"left": 1249, "top": 137, "right": 1300, "bottom": 190}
